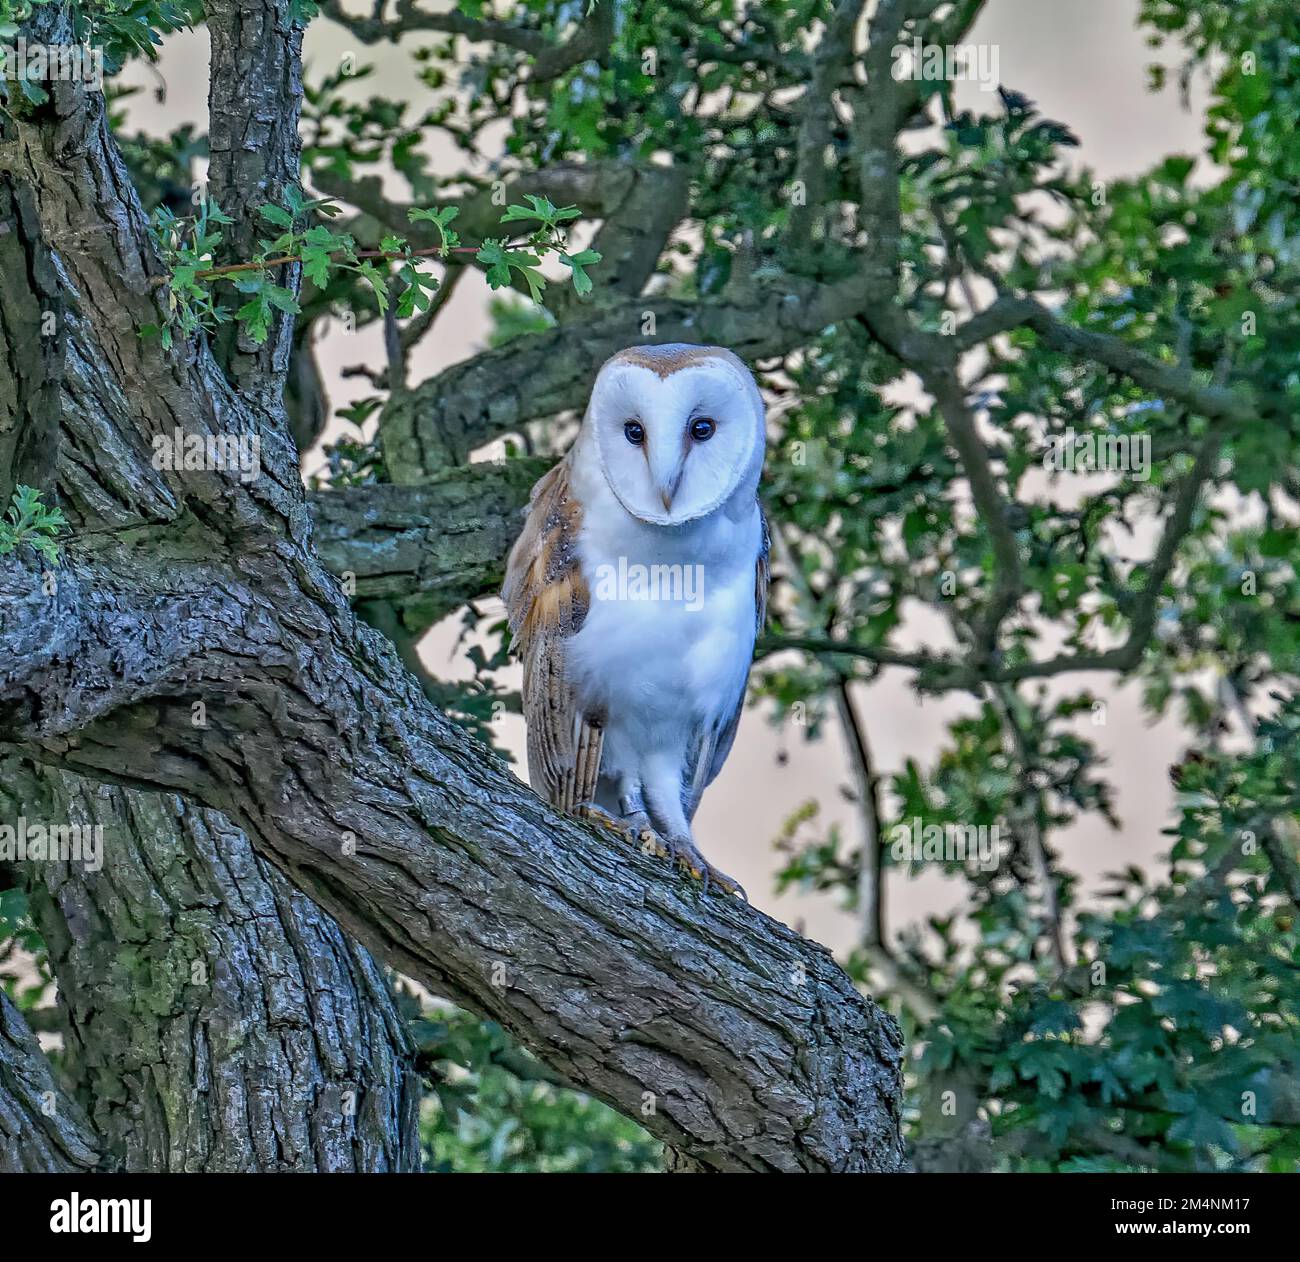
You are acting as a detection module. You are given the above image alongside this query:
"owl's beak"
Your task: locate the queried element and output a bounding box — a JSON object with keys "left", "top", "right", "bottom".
{"left": 647, "top": 447, "right": 684, "bottom": 513}
{"left": 656, "top": 470, "right": 684, "bottom": 512}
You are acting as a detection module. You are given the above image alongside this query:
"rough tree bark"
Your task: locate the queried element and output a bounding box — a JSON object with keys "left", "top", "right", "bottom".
{"left": 0, "top": 0, "right": 423, "bottom": 1173}
{"left": 309, "top": 458, "right": 550, "bottom": 633}
{"left": 0, "top": 989, "right": 99, "bottom": 1173}
{"left": 1, "top": 760, "right": 420, "bottom": 1172}
{"left": 0, "top": 2, "right": 908, "bottom": 1173}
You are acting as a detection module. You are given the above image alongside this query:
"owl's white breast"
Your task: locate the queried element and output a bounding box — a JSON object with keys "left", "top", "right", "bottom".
{"left": 563, "top": 454, "right": 761, "bottom": 752}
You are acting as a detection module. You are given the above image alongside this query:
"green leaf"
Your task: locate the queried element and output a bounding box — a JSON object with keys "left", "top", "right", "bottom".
{"left": 264, "top": 284, "right": 301, "bottom": 315}
{"left": 476, "top": 240, "right": 513, "bottom": 290}
{"left": 561, "top": 248, "right": 601, "bottom": 296}
{"left": 356, "top": 261, "right": 390, "bottom": 313}
{"left": 500, "top": 195, "right": 581, "bottom": 229}
{"left": 0, "top": 485, "right": 67, "bottom": 562}
{"left": 257, "top": 203, "right": 295, "bottom": 229}
{"left": 302, "top": 245, "right": 333, "bottom": 288}
{"left": 409, "top": 205, "right": 460, "bottom": 255}
{"left": 235, "top": 295, "right": 272, "bottom": 344}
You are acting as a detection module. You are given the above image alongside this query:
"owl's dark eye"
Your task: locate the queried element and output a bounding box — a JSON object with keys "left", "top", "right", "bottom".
{"left": 624, "top": 420, "right": 645, "bottom": 445}
{"left": 690, "top": 416, "right": 716, "bottom": 442}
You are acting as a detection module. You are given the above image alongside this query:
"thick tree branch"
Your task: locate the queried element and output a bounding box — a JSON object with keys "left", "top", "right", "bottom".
{"left": 955, "top": 295, "right": 1261, "bottom": 425}
{"left": 552, "top": 163, "right": 690, "bottom": 317}
{"left": 851, "top": 0, "right": 935, "bottom": 350}
{"left": 380, "top": 269, "right": 875, "bottom": 475}
{"left": 309, "top": 457, "right": 548, "bottom": 634}
{"left": 0, "top": 989, "right": 100, "bottom": 1173}
{"left": 0, "top": 545, "right": 906, "bottom": 1171}
{"left": 786, "top": 0, "right": 866, "bottom": 260}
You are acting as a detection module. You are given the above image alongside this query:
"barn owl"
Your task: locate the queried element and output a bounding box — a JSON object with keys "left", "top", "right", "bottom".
{"left": 503, "top": 344, "right": 769, "bottom": 896}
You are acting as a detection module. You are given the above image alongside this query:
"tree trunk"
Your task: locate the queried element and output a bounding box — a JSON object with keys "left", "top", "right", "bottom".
{"left": 2, "top": 759, "right": 420, "bottom": 1172}
{"left": 0, "top": 1, "right": 908, "bottom": 1173}
{"left": 0, "top": 989, "right": 100, "bottom": 1173}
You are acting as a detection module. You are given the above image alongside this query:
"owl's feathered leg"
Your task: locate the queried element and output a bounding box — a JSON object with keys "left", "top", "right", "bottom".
{"left": 616, "top": 785, "right": 655, "bottom": 841}
{"left": 640, "top": 775, "right": 746, "bottom": 899}
{"left": 580, "top": 782, "right": 744, "bottom": 898}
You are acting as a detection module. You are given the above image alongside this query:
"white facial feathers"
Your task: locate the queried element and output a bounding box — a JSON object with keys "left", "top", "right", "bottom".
{"left": 582, "top": 344, "right": 765, "bottom": 526}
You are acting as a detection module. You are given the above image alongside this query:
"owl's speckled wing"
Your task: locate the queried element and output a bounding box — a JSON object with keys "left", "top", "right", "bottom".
{"left": 502, "top": 457, "right": 604, "bottom": 811}
{"left": 682, "top": 508, "right": 770, "bottom": 820}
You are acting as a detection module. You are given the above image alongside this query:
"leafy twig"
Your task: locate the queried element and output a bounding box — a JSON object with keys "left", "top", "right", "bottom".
{"left": 145, "top": 190, "right": 600, "bottom": 347}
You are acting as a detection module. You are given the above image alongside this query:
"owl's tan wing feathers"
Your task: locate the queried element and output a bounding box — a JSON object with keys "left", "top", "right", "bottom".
{"left": 503, "top": 457, "right": 603, "bottom": 811}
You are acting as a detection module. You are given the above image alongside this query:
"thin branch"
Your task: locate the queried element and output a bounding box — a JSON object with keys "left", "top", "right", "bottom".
{"left": 756, "top": 633, "right": 934, "bottom": 671}
{"left": 767, "top": 425, "right": 1225, "bottom": 690}
{"left": 921, "top": 363, "right": 1025, "bottom": 660}
{"left": 852, "top": 2, "right": 1026, "bottom": 666}
{"left": 148, "top": 237, "right": 528, "bottom": 288}
{"left": 956, "top": 295, "right": 1260, "bottom": 425}
{"left": 1104, "top": 425, "right": 1226, "bottom": 660}
{"left": 833, "top": 678, "right": 943, "bottom": 1018}
{"left": 989, "top": 684, "right": 1070, "bottom": 972}
{"left": 320, "top": 0, "right": 615, "bottom": 80}
{"left": 837, "top": 678, "right": 885, "bottom": 950}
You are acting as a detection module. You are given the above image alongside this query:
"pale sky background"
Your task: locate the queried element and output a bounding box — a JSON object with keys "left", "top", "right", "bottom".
{"left": 115, "top": 0, "right": 1214, "bottom": 962}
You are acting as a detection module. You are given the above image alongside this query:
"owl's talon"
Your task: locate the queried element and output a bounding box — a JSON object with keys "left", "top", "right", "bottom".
{"left": 576, "top": 802, "right": 633, "bottom": 841}
{"left": 581, "top": 808, "right": 741, "bottom": 897}
{"left": 635, "top": 827, "right": 668, "bottom": 860}
{"left": 662, "top": 835, "right": 746, "bottom": 899}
